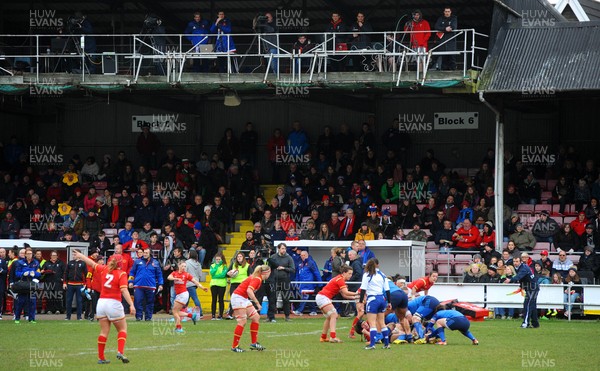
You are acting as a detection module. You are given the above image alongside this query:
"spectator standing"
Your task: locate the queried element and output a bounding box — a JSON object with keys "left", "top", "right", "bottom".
{"left": 136, "top": 124, "right": 160, "bottom": 171}
{"left": 184, "top": 11, "right": 211, "bottom": 72}
{"left": 211, "top": 10, "right": 237, "bottom": 72}
{"left": 14, "top": 249, "right": 41, "bottom": 323}
{"left": 64, "top": 250, "right": 88, "bottom": 320}
{"left": 433, "top": 7, "right": 457, "bottom": 70}
{"left": 41, "top": 250, "right": 66, "bottom": 314}
{"left": 266, "top": 243, "right": 295, "bottom": 322}
{"left": 404, "top": 9, "right": 430, "bottom": 72}
{"left": 239, "top": 121, "right": 259, "bottom": 166}
{"left": 209, "top": 253, "right": 228, "bottom": 320}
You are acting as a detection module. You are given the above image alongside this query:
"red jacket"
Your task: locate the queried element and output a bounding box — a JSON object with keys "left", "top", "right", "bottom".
{"left": 280, "top": 217, "right": 297, "bottom": 233}
{"left": 405, "top": 19, "right": 431, "bottom": 49}
{"left": 570, "top": 218, "right": 589, "bottom": 236}
{"left": 267, "top": 135, "right": 286, "bottom": 162}
{"left": 453, "top": 225, "right": 480, "bottom": 249}
{"left": 478, "top": 231, "right": 496, "bottom": 247}
{"left": 123, "top": 239, "right": 149, "bottom": 252}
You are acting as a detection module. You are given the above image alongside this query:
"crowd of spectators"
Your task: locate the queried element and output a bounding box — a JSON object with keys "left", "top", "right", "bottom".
{"left": 1, "top": 122, "right": 600, "bottom": 320}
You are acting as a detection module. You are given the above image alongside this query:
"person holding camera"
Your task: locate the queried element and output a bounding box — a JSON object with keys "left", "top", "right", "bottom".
{"left": 70, "top": 11, "right": 97, "bottom": 73}
{"left": 260, "top": 12, "right": 279, "bottom": 74}
{"left": 266, "top": 243, "right": 295, "bottom": 322}
{"left": 13, "top": 248, "right": 41, "bottom": 323}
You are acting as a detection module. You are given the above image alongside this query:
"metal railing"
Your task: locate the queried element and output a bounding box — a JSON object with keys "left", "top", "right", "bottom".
{"left": 0, "top": 29, "right": 486, "bottom": 85}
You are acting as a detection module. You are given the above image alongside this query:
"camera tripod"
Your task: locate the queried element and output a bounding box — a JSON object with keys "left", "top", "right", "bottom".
{"left": 52, "top": 34, "right": 90, "bottom": 74}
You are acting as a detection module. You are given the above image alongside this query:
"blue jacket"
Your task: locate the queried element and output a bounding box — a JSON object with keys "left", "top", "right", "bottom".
{"left": 296, "top": 256, "right": 321, "bottom": 291}
{"left": 287, "top": 249, "right": 302, "bottom": 269}
{"left": 456, "top": 207, "right": 474, "bottom": 224}
{"left": 15, "top": 258, "right": 41, "bottom": 280}
{"left": 211, "top": 18, "right": 236, "bottom": 52}
{"left": 184, "top": 19, "right": 210, "bottom": 46}
{"left": 322, "top": 257, "right": 332, "bottom": 281}
{"left": 128, "top": 257, "right": 164, "bottom": 289}
{"left": 287, "top": 130, "right": 309, "bottom": 155}
{"left": 119, "top": 228, "right": 134, "bottom": 244}
{"left": 360, "top": 248, "right": 376, "bottom": 266}
{"left": 510, "top": 263, "right": 538, "bottom": 291}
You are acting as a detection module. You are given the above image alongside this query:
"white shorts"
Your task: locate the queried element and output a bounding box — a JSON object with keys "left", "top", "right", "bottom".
{"left": 230, "top": 293, "right": 252, "bottom": 310}
{"left": 174, "top": 291, "right": 190, "bottom": 306}
{"left": 96, "top": 298, "right": 125, "bottom": 322}
{"left": 315, "top": 294, "right": 333, "bottom": 309}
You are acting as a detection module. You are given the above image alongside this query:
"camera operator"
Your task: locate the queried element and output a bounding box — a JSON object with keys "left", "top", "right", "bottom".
{"left": 258, "top": 12, "right": 279, "bottom": 74}
{"left": 184, "top": 11, "right": 210, "bottom": 72}
{"left": 145, "top": 15, "right": 167, "bottom": 75}
{"left": 69, "top": 11, "right": 97, "bottom": 73}
{"left": 266, "top": 243, "right": 295, "bottom": 322}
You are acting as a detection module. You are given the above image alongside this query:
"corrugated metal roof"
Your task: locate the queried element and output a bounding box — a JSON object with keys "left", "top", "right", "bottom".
{"left": 478, "top": 21, "right": 600, "bottom": 92}
{"left": 581, "top": 0, "right": 600, "bottom": 20}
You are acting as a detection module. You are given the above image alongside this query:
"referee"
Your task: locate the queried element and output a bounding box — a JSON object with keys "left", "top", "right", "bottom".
{"left": 503, "top": 256, "right": 539, "bottom": 328}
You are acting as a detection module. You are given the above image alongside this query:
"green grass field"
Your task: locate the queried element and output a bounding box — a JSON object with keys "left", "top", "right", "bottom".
{"left": 1, "top": 316, "right": 599, "bottom": 370}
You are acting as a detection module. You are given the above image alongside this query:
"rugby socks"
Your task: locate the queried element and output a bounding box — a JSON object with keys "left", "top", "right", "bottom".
{"left": 382, "top": 327, "right": 390, "bottom": 346}
{"left": 433, "top": 327, "right": 446, "bottom": 342}
{"left": 369, "top": 328, "right": 377, "bottom": 347}
{"left": 406, "top": 334, "right": 413, "bottom": 342}
{"left": 414, "top": 322, "right": 424, "bottom": 339}
{"left": 97, "top": 335, "right": 107, "bottom": 360}
{"left": 176, "top": 324, "right": 182, "bottom": 330}
{"left": 117, "top": 331, "right": 127, "bottom": 354}
{"left": 232, "top": 325, "right": 244, "bottom": 348}
{"left": 330, "top": 331, "right": 336, "bottom": 339}
{"left": 250, "top": 322, "right": 259, "bottom": 344}
{"left": 350, "top": 317, "right": 360, "bottom": 335}
{"left": 463, "top": 330, "right": 476, "bottom": 341}
{"left": 321, "top": 332, "right": 328, "bottom": 341}
{"left": 187, "top": 312, "right": 193, "bottom": 318}
{"left": 398, "top": 334, "right": 407, "bottom": 341}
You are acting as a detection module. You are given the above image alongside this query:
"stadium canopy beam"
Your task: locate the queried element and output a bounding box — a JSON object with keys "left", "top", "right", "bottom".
{"left": 479, "top": 92, "right": 504, "bottom": 251}
{"left": 555, "top": 0, "right": 591, "bottom": 21}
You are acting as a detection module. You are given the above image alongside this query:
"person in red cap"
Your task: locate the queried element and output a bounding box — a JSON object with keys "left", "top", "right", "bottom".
{"left": 570, "top": 212, "right": 589, "bottom": 236}
{"left": 73, "top": 250, "right": 135, "bottom": 364}
{"left": 539, "top": 250, "right": 553, "bottom": 271}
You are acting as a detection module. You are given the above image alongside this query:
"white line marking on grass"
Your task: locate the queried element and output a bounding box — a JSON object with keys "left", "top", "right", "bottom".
{"left": 267, "top": 327, "right": 347, "bottom": 338}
